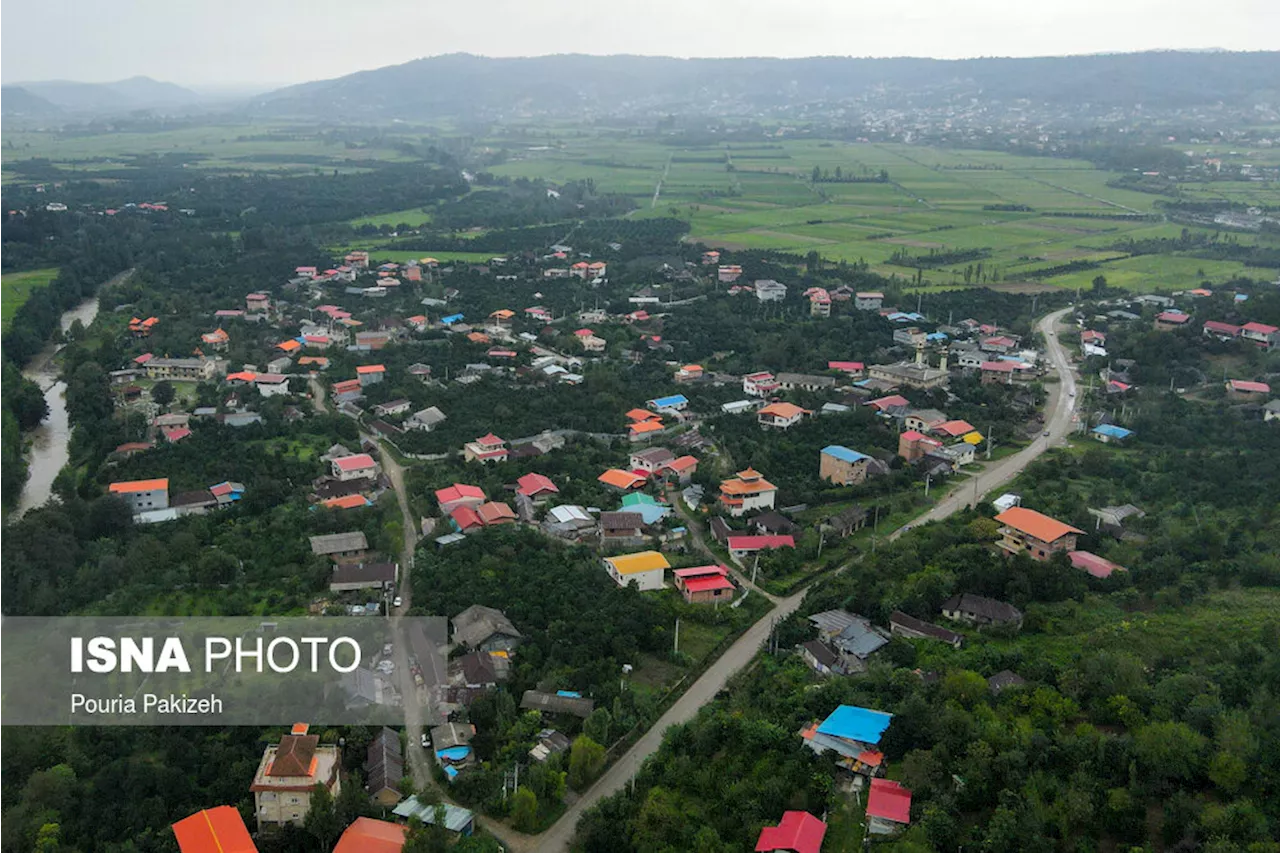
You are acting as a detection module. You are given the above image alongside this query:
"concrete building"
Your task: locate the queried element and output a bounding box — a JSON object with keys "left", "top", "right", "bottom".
{"left": 603, "top": 551, "right": 670, "bottom": 591}
{"left": 250, "top": 725, "right": 341, "bottom": 828}
{"left": 108, "top": 478, "right": 170, "bottom": 513}
{"left": 819, "top": 446, "right": 871, "bottom": 485}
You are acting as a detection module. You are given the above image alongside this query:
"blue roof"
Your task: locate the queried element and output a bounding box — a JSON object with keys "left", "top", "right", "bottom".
{"left": 926, "top": 332, "right": 949, "bottom": 341}
{"left": 886, "top": 312, "right": 909, "bottom": 321}
{"left": 556, "top": 690, "right": 583, "bottom": 698}
{"left": 437, "top": 745, "right": 471, "bottom": 761}
{"left": 442, "top": 313, "right": 464, "bottom": 324}
{"left": 1093, "top": 424, "right": 1133, "bottom": 439}
{"left": 816, "top": 705, "right": 894, "bottom": 745}
{"left": 444, "top": 765, "right": 459, "bottom": 780}
{"left": 1235, "top": 294, "right": 1249, "bottom": 302}
{"left": 822, "top": 445, "right": 870, "bottom": 463}
{"left": 650, "top": 394, "right": 688, "bottom": 408}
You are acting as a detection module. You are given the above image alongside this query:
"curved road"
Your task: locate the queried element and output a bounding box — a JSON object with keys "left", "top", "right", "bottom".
{"left": 529, "top": 307, "right": 1078, "bottom": 852}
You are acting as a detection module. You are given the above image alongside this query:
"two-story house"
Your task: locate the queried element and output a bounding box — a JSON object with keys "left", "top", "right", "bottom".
{"left": 251, "top": 725, "right": 341, "bottom": 828}
{"left": 719, "top": 467, "right": 778, "bottom": 517}
{"left": 993, "top": 506, "right": 1082, "bottom": 561}
{"left": 463, "top": 433, "right": 508, "bottom": 464}
{"left": 820, "top": 446, "right": 871, "bottom": 485}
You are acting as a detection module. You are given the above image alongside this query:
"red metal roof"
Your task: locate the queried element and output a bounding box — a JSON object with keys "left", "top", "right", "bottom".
{"left": 1228, "top": 379, "right": 1270, "bottom": 393}
{"left": 755, "top": 810, "right": 827, "bottom": 853}
{"left": 436, "top": 483, "right": 486, "bottom": 504}
{"left": 172, "top": 806, "right": 258, "bottom": 853}
{"left": 516, "top": 472, "right": 559, "bottom": 497}
{"left": 1068, "top": 550, "right": 1125, "bottom": 579}
{"left": 334, "top": 453, "right": 377, "bottom": 472}
{"left": 1243, "top": 321, "right": 1279, "bottom": 334}
{"left": 451, "top": 505, "right": 484, "bottom": 530}
{"left": 981, "top": 361, "right": 1016, "bottom": 372}
{"left": 727, "top": 535, "right": 795, "bottom": 550}
{"left": 867, "top": 778, "right": 912, "bottom": 825}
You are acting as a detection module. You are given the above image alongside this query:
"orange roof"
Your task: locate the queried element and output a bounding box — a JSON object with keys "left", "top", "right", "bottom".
{"left": 276, "top": 339, "right": 302, "bottom": 352}
{"left": 489, "top": 309, "right": 515, "bottom": 319}
{"left": 599, "top": 469, "right": 645, "bottom": 489}
{"left": 667, "top": 455, "right": 698, "bottom": 472}
{"left": 680, "top": 364, "right": 703, "bottom": 372}
{"left": 626, "top": 408, "right": 661, "bottom": 422}
{"left": 172, "top": 806, "right": 258, "bottom": 853}
{"left": 467, "top": 332, "right": 492, "bottom": 343}
{"left": 720, "top": 473, "right": 776, "bottom": 495}
{"left": 333, "top": 817, "right": 407, "bottom": 853}
{"left": 994, "top": 506, "right": 1084, "bottom": 543}
{"left": 759, "top": 402, "right": 809, "bottom": 419}
{"left": 629, "top": 420, "right": 665, "bottom": 435}
{"left": 298, "top": 356, "right": 329, "bottom": 366}
{"left": 324, "top": 494, "right": 369, "bottom": 509}
{"left": 226, "top": 370, "right": 257, "bottom": 382}
{"left": 356, "top": 364, "right": 386, "bottom": 374}
{"left": 109, "top": 478, "right": 169, "bottom": 494}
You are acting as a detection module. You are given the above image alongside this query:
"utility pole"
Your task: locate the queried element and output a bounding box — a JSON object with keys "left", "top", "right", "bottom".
{"left": 673, "top": 618, "right": 680, "bottom": 655}
{"left": 986, "top": 423, "right": 994, "bottom": 461}
{"left": 924, "top": 473, "right": 932, "bottom": 497}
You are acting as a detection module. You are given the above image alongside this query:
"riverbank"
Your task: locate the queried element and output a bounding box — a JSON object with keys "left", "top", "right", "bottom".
{"left": 13, "top": 295, "right": 102, "bottom": 518}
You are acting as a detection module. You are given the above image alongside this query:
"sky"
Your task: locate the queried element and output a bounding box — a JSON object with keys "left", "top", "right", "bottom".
{"left": 3, "top": 0, "right": 1277, "bottom": 89}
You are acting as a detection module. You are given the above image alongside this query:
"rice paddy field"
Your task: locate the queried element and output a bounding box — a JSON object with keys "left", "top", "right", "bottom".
{"left": 483, "top": 133, "right": 1280, "bottom": 292}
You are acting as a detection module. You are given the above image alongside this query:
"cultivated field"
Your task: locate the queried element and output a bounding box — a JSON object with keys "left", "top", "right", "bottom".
{"left": 1, "top": 267, "right": 58, "bottom": 331}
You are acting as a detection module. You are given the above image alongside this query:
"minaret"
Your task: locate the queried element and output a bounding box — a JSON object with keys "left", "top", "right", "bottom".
{"left": 939, "top": 347, "right": 949, "bottom": 372}
{"left": 914, "top": 341, "right": 925, "bottom": 366}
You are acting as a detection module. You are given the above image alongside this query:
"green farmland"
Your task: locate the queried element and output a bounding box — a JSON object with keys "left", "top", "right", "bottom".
{"left": 483, "top": 134, "right": 1277, "bottom": 292}
{"left": 1, "top": 267, "right": 58, "bottom": 331}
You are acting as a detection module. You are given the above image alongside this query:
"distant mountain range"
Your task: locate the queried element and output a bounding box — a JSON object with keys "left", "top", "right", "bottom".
{"left": 2, "top": 76, "right": 202, "bottom": 117}
{"left": 247, "top": 51, "right": 1280, "bottom": 121}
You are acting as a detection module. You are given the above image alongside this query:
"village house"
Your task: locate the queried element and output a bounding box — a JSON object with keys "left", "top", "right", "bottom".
{"left": 673, "top": 565, "right": 736, "bottom": 604}
{"left": 755, "top": 279, "right": 788, "bottom": 302}
{"left": 250, "top": 725, "right": 341, "bottom": 828}
{"left": 994, "top": 506, "right": 1082, "bottom": 561}
{"left": 143, "top": 356, "right": 221, "bottom": 381}
{"left": 648, "top": 394, "right": 689, "bottom": 413}
{"left": 1226, "top": 379, "right": 1271, "bottom": 399}
{"left": 1265, "top": 400, "right": 1280, "bottom": 422}
{"left": 1203, "top": 320, "right": 1242, "bottom": 340}
{"left": 825, "top": 505, "right": 868, "bottom": 538}
{"left": 1069, "top": 550, "right": 1127, "bottom": 579}
{"left": 665, "top": 454, "right": 698, "bottom": 484}
{"left": 452, "top": 604, "right": 522, "bottom": 653}
{"left": 828, "top": 360, "right": 865, "bottom": 377}
{"left": 171, "top": 806, "right": 256, "bottom": 853}
{"left": 405, "top": 406, "right": 447, "bottom": 431}
{"left": 776, "top": 372, "right": 837, "bottom": 392}
{"left": 109, "top": 478, "right": 170, "bottom": 514}
{"left": 331, "top": 378, "right": 364, "bottom": 404}
{"left": 521, "top": 689, "right": 595, "bottom": 719}
{"left": 371, "top": 399, "right": 411, "bottom": 418}
{"left": 719, "top": 467, "right": 778, "bottom": 516}
{"left": 356, "top": 364, "right": 386, "bottom": 386}
{"left": 603, "top": 550, "right": 670, "bottom": 591}
{"left": 855, "top": 291, "right": 884, "bottom": 311}
{"left": 601, "top": 511, "right": 647, "bottom": 548}
{"left": 889, "top": 611, "right": 964, "bottom": 648}
{"left": 599, "top": 468, "right": 647, "bottom": 491}
{"left": 758, "top": 402, "right": 810, "bottom": 430}
{"left": 866, "top": 779, "right": 913, "bottom": 835}
{"left": 941, "top": 593, "right": 1023, "bottom": 629}
{"left": 1241, "top": 321, "right": 1279, "bottom": 349}
{"left": 674, "top": 364, "right": 703, "bottom": 382}
{"left": 1153, "top": 310, "right": 1191, "bottom": 332}
{"left": 1092, "top": 424, "right": 1133, "bottom": 443}
{"left": 717, "top": 264, "right": 743, "bottom": 283}
{"left": 726, "top": 534, "right": 794, "bottom": 564}
{"left": 809, "top": 609, "right": 890, "bottom": 674}
{"left": 898, "top": 429, "right": 942, "bottom": 462}
{"left": 755, "top": 811, "right": 827, "bottom": 853}
{"left": 630, "top": 447, "right": 675, "bottom": 473}
{"left": 979, "top": 334, "right": 1019, "bottom": 354}
{"left": 201, "top": 328, "right": 230, "bottom": 351}
{"left": 463, "top": 433, "right": 508, "bottom": 464}
{"left": 820, "top": 445, "right": 872, "bottom": 485}
{"left": 980, "top": 360, "right": 1017, "bottom": 385}
{"left": 933, "top": 419, "right": 978, "bottom": 441}
{"left": 743, "top": 371, "right": 781, "bottom": 397}
{"left": 904, "top": 408, "right": 948, "bottom": 433}
{"left": 801, "top": 704, "right": 894, "bottom": 778}
{"left": 868, "top": 353, "right": 950, "bottom": 390}
{"left": 129, "top": 316, "right": 160, "bottom": 337}
{"left": 331, "top": 452, "right": 379, "bottom": 482}
{"left": 329, "top": 561, "right": 397, "bottom": 593}
{"left": 254, "top": 374, "right": 290, "bottom": 397}
{"left": 309, "top": 531, "right": 370, "bottom": 563}
{"left": 808, "top": 288, "right": 832, "bottom": 317}
{"left": 515, "top": 473, "right": 559, "bottom": 504}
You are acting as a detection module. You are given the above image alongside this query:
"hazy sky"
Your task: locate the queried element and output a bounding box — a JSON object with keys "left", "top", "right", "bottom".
{"left": 3, "top": 0, "right": 1277, "bottom": 88}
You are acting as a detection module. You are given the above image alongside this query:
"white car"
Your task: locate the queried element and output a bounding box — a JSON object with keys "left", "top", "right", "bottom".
{"left": 393, "top": 596, "right": 403, "bottom": 608}
{"left": 421, "top": 733, "right": 430, "bottom": 748}
{"left": 1069, "top": 390, "right": 1076, "bottom": 397}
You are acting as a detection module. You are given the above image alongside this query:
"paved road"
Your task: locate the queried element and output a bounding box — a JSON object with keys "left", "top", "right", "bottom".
{"left": 529, "top": 307, "right": 1078, "bottom": 852}
{"left": 886, "top": 307, "right": 1077, "bottom": 539}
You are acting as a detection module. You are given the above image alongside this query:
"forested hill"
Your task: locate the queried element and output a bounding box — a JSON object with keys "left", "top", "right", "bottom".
{"left": 249, "top": 50, "right": 1280, "bottom": 120}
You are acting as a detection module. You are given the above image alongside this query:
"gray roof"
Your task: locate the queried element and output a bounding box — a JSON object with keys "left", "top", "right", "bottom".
{"left": 777, "top": 372, "right": 836, "bottom": 387}
{"left": 988, "top": 670, "right": 1027, "bottom": 694}
{"left": 801, "top": 639, "right": 839, "bottom": 668}
{"left": 631, "top": 447, "right": 675, "bottom": 465}
{"left": 331, "top": 562, "right": 396, "bottom": 586}
{"left": 520, "top": 690, "right": 595, "bottom": 718}
{"left": 309, "top": 531, "right": 369, "bottom": 555}
{"left": 907, "top": 408, "right": 948, "bottom": 424}
{"left": 365, "top": 727, "right": 404, "bottom": 794}
{"left": 455, "top": 652, "right": 498, "bottom": 686}
{"left": 411, "top": 406, "right": 447, "bottom": 425}
{"left": 430, "top": 722, "right": 474, "bottom": 750}
{"left": 1088, "top": 504, "right": 1146, "bottom": 527}
{"left": 752, "top": 510, "right": 798, "bottom": 535}
{"left": 890, "top": 611, "right": 964, "bottom": 645}
{"left": 452, "top": 604, "right": 522, "bottom": 649}
{"left": 392, "top": 797, "right": 474, "bottom": 833}
{"left": 833, "top": 616, "right": 890, "bottom": 660}
{"left": 941, "top": 593, "right": 1023, "bottom": 624}
{"left": 1263, "top": 399, "right": 1280, "bottom": 412}
{"left": 809, "top": 609, "right": 859, "bottom": 636}
{"left": 601, "top": 511, "right": 644, "bottom": 531}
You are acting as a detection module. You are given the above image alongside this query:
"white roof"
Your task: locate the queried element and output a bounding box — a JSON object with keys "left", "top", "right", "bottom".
{"left": 548, "top": 505, "right": 592, "bottom": 524}
{"left": 993, "top": 494, "right": 1021, "bottom": 512}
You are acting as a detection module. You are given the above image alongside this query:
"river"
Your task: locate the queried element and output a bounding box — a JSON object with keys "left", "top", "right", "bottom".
{"left": 13, "top": 296, "right": 101, "bottom": 518}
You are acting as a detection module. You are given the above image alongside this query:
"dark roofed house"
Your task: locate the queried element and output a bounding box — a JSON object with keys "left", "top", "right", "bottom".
{"left": 709, "top": 516, "right": 732, "bottom": 544}
{"left": 941, "top": 593, "right": 1023, "bottom": 629}
{"left": 269, "top": 733, "right": 319, "bottom": 777}
{"left": 800, "top": 639, "right": 843, "bottom": 676}
{"left": 890, "top": 611, "right": 964, "bottom": 648}
{"left": 330, "top": 562, "right": 397, "bottom": 592}
{"left": 825, "top": 505, "right": 868, "bottom": 537}
{"left": 601, "top": 511, "right": 646, "bottom": 547}
{"left": 365, "top": 727, "right": 404, "bottom": 807}
{"left": 452, "top": 605, "right": 522, "bottom": 653}
{"left": 452, "top": 652, "right": 500, "bottom": 689}
{"left": 752, "top": 510, "right": 799, "bottom": 536}
{"left": 309, "top": 531, "right": 370, "bottom": 561}
{"left": 988, "top": 670, "right": 1027, "bottom": 695}
{"left": 808, "top": 610, "right": 889, "bottom": 673}
{"left": 520, "top": 689, "right": 595, "bottom": 718}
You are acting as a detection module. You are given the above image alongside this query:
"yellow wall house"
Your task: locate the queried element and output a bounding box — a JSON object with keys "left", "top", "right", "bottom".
{"left": 603, "top": 551, "right": 671, "bottom": 591}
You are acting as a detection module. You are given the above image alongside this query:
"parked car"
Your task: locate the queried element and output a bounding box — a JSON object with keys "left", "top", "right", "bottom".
{"left": 393, "top": 596, "right": 403, "bottom": 608}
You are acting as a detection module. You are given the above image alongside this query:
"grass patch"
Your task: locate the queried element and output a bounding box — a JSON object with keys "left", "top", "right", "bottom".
{"left": 2, "top": 267, "right": 58, "bottom": 331}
